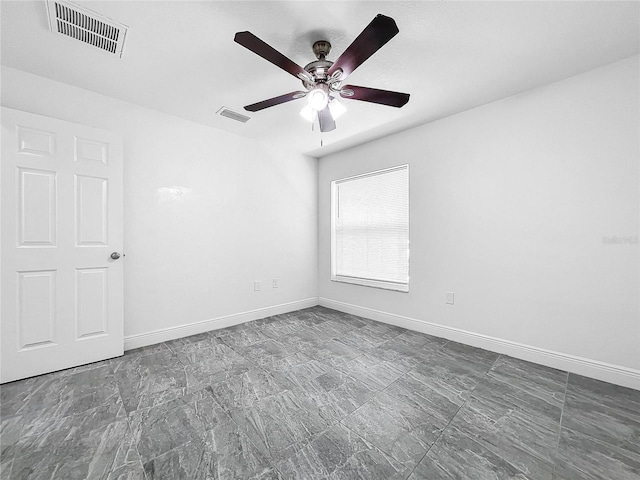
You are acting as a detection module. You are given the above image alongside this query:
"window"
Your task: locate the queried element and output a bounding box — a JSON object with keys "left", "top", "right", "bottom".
{"left": 331, "top": 165, "right": 409, "bottom": 292}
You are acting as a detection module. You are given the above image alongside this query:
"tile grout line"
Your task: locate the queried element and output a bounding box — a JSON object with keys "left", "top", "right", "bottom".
{"left": 334, "top": 338, "right": 457, "bottom": 478}
{"left": 209, "top": 313, "right": 405, "bottom": 378}
{"left": 198, "top": 316, "right": 373, "bottom": 475}
{"left": 132, "top": 436, "right": 150, "bottom": 480}
{"left": 269, "top": 325, "right": 418, "bottom": 470}
{"left": 113, "top": 368, "right": 150, "bottom": 480}
{"left": 133, "top": 342, "right": 291, "bottom": 477}
{"left": 358, "top": 335, "right": 451, "bottom": 413}
{"left": 403, "top": 352, "right": 504, "bottom": 479}
{"left": 205, "top": 387, "right": 285, "bottom": 477}
{"left": 336, "top": 363, "right": 420, "bottom": 471}
{"left": 333, "top": 330, "right": 437, "bottom": 421}
{"left": 341, "top": 359, "right": 414, "bottom": 421}
{"left": 551, "top": 371, "right": 570, "bottom": 479}
{"left": 216, "top": 318, "right": 344, "bottom": 370}
{"left": 119, "top": 336, "right": 263, "bottom": 476}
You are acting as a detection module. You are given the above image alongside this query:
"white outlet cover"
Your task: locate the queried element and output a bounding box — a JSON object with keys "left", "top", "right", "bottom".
{"left": 254, "top": 281, "right": 261, "bottom": 291}
{"left": 446, "top": 292, "right": 454, "bottom": 305}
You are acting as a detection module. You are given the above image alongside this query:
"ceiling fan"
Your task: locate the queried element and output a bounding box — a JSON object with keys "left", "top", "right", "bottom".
{"left": 234, "top": 14, "right": 410, "bottom": 132}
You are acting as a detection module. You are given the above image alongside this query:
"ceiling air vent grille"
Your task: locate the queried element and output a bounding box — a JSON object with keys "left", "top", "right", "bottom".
{"left": 46, "top": 0, "right": 128, "bottom": 57}
{"left": 217, "top": 107, "right": 250, "bottom": 123}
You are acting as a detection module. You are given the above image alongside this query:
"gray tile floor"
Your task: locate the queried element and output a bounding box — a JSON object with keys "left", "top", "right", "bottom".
{"left": 1, "top": 306, "right": 639, "bottom": 479}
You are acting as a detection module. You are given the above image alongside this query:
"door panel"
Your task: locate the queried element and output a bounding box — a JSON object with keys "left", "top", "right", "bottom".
{"left": 17, "top": 125, "right": 55, "bottom": 157}
{"left": 1, "top": 107, "right": 124, "bottom": 383}
{"left": 17, "top": 270, "right": 57, "bottom": 349}
{"left": 18, "top": 168, "right": 57, "bottom": 246}
{"left": 76, "top": 174, "right": 108, "bottom": 245}
{"left": 76, "top": 267, "right": 108, "bottom": 338}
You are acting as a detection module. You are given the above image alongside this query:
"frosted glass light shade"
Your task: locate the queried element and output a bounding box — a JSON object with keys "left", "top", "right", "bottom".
{"left": 300, "top": 104, "right": 314, "bottom": 122}
{"left": 308, "top": 86, "right": 329, "bottom": 110}
{"left": 328, "top": 99, "right": 346, "bottom": 120}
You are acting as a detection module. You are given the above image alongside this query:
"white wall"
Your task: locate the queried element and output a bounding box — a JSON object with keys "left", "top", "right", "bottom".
{"left": 318, "top": 56, "right": 640, "bottom": 384}
{"left": 3, "top": 55, "right": 638, "bottom": 388}
{"left": 1, "top": 66, "right": 318, "bottom": 343}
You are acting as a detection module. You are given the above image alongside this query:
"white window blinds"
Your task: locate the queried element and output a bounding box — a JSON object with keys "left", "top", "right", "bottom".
{"left": 331, "top": 165, "right": 409, "bottom": 292}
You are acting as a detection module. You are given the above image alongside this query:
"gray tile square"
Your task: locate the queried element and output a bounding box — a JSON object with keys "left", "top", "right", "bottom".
{"left": 128, "top": 390, "right": 221, "bottom": 464}
{"left": 278, "top": 423, "right": 409, "bottom": 480}
{"left": 2, "top": 364, "right": 123, "bottom": 445}
{"left": 208, "top": 367, "right": 296, "bottom": 414}
{"left": 143, "top": 420, "right": 275, "bottom": 480}
{"left": 263, "top": 351, "right": 333, "bottom": 388}
{"left": 473, "top": 373, "right": 563, "bottom": 425}
{"left": 277, "top": 326, "right": 334, "bottom": 354}
{"left": 230, "top": 389, "right": 335, "bottom": 462}
{"left": 10, "top": 419, "right": 132, "bottom": 480}
{"left": 114, "top": 349, "right": 202, "bottom": 413}
{"left": 394, "top": 329, "right": 448, "bottom": 350}
{"left": 178, "top": 343, "right": 254, "bottom": 387}
{"left": 553, "top": 427, "right": 640, "bottom": 480}
{"left": 234, "top": 338, "right": 292, "bottom": 367}
{"left": 448, "top": 395, "right": 558, "bottom": 480}
{"left": 220, "top": 326, "right": 273, "bottom": 348}
{"left": 384, "top": 369, "right": 465, "bottom": 424}
{"left": 290, "top": 370, "right": 376, "bottom": 422}
{"left": 336, "top": 327, "right": 392, "bottom": 350}
{"left": 437, "top": 341, "right": 499, "bottom": 372}
{"left": 303, "top": 339, "right": 366, "bottom": 369}
{"left": 409, "top": 425, "right": 534, "bottom": 480}
{"left": 364, "top": 336, "right": 430, "bottom": 370}
{"left": 163, "top": 332, "right": 213, "bottom": 352}
{"left": 336, "top": 352, "right": 407, "bottom": 390}
{"left": 341, "top": 392, "right": 446, "bottom": 468}
{"left": 487, "top": 356, "right": 567, "bottom": 409}
{"left": 562, "top": 375, "right": 640, "bottom": 454}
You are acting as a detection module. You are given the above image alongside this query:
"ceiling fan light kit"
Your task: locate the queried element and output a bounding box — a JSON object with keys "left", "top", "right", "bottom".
{"left": 300, "top": 104, "right": 315, "bottom": 122}
{"left": 307, "top": 84, "right": 330, "bottom": 110}
{"left": 234, "top": 14, "right": 410, "bottom": 133}
{"left": 328, "top": 98, "right": 347, "bottom": 120}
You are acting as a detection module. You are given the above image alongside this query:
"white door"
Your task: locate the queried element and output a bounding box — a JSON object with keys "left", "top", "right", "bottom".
{"left": 1, "top": 107, "right": 124, "bottom": 383}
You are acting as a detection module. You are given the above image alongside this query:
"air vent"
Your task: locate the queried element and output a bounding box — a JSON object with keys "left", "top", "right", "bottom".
{"left": 216, "top": 107, "right": 250, "bottom": 123}
{"left": 46, "top": 0, "right": 128, "bottom": 57}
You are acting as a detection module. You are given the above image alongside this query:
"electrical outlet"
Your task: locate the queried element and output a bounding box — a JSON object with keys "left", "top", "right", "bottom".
{"left": 446, "top": 292, "right": 454, "bottom": 305}
{"left": 254, "top": 281, "right": 261, "bottom": 291}
{"left": 272, "top": 278, "right": 279, "bottom": 288}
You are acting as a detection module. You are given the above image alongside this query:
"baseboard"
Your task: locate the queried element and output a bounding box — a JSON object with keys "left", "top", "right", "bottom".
{"left": 124, "top": 297, "right": 319, "bottom": 351}
{"left": 319, "top": 297, "right": 640, "bottom": 391}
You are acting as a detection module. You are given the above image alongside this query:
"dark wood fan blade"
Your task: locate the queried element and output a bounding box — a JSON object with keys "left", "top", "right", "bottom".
{"left": 235, "top": 32, "right": 312, "bottom": 82}
{"left": 318, "top": 107, "right": 336, "bottom": 132}
{"left": 244, "top": 91, "right": 307, "bottom": 112}
{"left": 327, "top": 14, "right": 399, "bottom": 81}
{"left": 340, "top": 85, "right": 409, "bottom": 107}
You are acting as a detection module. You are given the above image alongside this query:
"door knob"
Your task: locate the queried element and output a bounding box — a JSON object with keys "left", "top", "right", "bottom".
{"left": 110, "top": 252, "right": 121, "bottom": 260}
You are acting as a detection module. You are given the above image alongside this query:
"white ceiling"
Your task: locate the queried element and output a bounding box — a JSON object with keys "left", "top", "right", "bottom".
{"left": 2, "top": 1, "right": 639, "bottom": 157}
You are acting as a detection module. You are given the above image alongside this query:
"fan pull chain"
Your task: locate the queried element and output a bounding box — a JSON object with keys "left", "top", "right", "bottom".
{"left": 309, "top": 116, "right": 322, "bottom": 147}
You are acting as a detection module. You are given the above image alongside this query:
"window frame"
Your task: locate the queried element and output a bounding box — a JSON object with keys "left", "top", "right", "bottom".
{"left": 330, "top": 164, "right": 410, "bottom": 293}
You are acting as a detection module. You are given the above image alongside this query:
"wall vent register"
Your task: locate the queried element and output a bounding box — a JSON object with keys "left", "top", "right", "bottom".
{"left": 216, "top": 107, "right": 251, "bottom": 124}
{"left": 46, "top": 0, "right": 128, "bottom": 57}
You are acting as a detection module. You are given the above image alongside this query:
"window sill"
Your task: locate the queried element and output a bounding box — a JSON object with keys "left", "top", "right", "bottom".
{"left": 331, "top": 275, "right": 409, "bottom": 293}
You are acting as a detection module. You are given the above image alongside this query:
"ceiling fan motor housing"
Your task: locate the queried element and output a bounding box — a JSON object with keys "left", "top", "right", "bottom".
{"left": 312, "top": 40, "right": 331, "bottom": 59}
{"left": 302, "top": 59, "right": 333, "bottom": 88}
{"left": 297, "top": 40, "right": 336, "bottom": 90}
